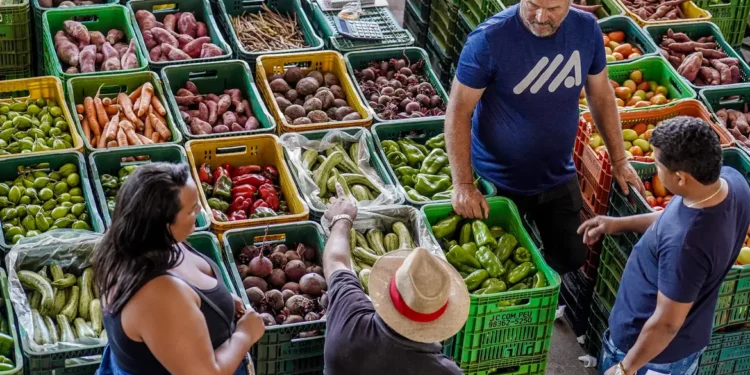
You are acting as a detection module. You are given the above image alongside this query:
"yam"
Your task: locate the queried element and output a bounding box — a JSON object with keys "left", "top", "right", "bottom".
{"left": 677, "top": 52, "right": 702, "bottom": 82}
{"left": 90, "top": 31, "right": 105, "bottom": 49}
{"left": 163, "top": 14, "right": 178, "bottom": 32}
{"left": 177, "top": 12, "right": 198, "bottom": 38}
{"left": 106, "top": 29, "right": 124, "bottom": 45}
{"left": 101, "top": 43, "right": 121, "bottom": 71}
{"left": 151, "top": 28, "right": 178, "bottom": 48}
{"left": 199, "top": 43, "right": 223, "bottom": 58}
{"left": 121, "top": 41, "right": 140, "bottom": 70}
{"left": 196, "top": 22, "right": 208, "bottom": 37}
{"left": 182, "top": 36, "right": 211, "bottom": 58}
{"left": 64, "top": 20, "right": 90, "bottom": 45}
{"left": 79, "top": 45, "right": 97, "bottom": 73}
{"left": 161, "top": 43, "right": 190, "bottom": 61}
{"left": 190, "top": 117, "right": 212, "bottom": 135}
{"left": 136, "top": 10, "right": 158, "bottom": 31}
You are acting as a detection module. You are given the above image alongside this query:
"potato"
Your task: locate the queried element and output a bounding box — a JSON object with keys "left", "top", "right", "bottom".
{"left": 329, "top": 85, "right": 345, "bottom": 100}
{"left": 275, "top": 97, "right": 292, "bottom": 112}
{"left": 284, "top": 67, "right": 305, "bottom": 85}
{"left": 270, "top": 78, "right": 291, "bottom": 93}
{"left": 284, "top": 89, "right": 298, "bottom": 102}
{"left": 323, "top": 72, "right": 340, "bottom": 87}
{"left": 284, "top": 104, "right": 306, "bottom": 120}
{"left": 335, "top": 106, "right": 356, "bottom": 121}
{"left": 342, "top": 112, "right": 362, "bottom": 121}
{"left": 303, "top": 98, "right": 322, "bottom": 113}
{"left": 307, "top": 71, "right": 324, "bottom": 86}
{"left": 296, "top": 77, "right": 319, "bottom": 96}
{"left": 308, "top": 110, "right": 329, "bottom": 123}
{"left": 333, "top": 99, "right": 348, "bottom": 107}
{"left": 314, "top": 90, "right": 335, "bottom": 109}
{"left": 293, "top": 117, "right": 312, "bottom": 125}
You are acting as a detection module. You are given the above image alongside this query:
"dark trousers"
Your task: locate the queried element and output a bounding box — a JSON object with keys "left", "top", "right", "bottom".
{"left": 495, "top": 176, "right": 586, "bottom": 275}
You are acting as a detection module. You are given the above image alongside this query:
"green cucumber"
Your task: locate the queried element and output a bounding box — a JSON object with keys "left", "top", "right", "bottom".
{"left": 18, "top": 270, "right": 54, "bottom": 315}
{"left": 44, "top": 316, "right": 59, "bottom": 344}
{"left": 74, "top": 318, "right": 94, "bottom": 339}
{"left": 89, "top": 299, "right": 102, "bottom": 336}
{"left": 50, "top": 273, "right": 76, "bottom": 288}
{"left": 60, "top": 286, "right": 79, "bottom": 323}
{"left": 32, "top": 309, "right": 50, "bottom": 345}
{"left": 56, "top": 315, "right": 75, "bottom": 343}
{"left": 78, "top": 268, "right": 93, "bottom": 320}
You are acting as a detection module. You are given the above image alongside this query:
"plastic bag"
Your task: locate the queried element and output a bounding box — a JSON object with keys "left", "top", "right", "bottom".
{"left": 320, "top": 205, "right": 443, "bottom": 259}
{"left": 281, "top": 129, "right": 400, "bottom": 212}
{"left": 6, "top": 230, "right": 105, "bottom": 353}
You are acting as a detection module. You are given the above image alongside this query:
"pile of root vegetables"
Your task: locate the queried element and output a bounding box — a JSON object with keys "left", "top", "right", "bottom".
{"left": 354, "top": 57, "right": 446, "bottom": 120}
{"left": 237, "top": 242, "right": 327, "bottom": 327}
{"left": 38, "top": 0, "right": 105, "bottom": 8}
{"left": 54, "top": 21, "right": 139, "bottom": 74}
{"left": 270, "top": 67, "right": 362, "bottom": 125}
{"left": 619, "top": 0, "right": 693, "bottom": 21}
{"left": 135, "top": 10, "right": 224, "bottom": 62}
{"left": 175, "top": 82, "right": 260, "bottom": 135}
{"left": 75, "top": 82, "right": 173, "bottom": 148}
{"left": 658, "top": 29, "right": 743, "bottom": 86}
{"left": 715, "top": 106, "right": 750, "bottom": 148}
{"left": 230, "top": 6, "right": 307, "bottom": 52}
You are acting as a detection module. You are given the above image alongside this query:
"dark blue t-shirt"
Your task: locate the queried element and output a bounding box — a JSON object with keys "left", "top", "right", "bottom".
{"left": 455, "top": 5, "right": 606, "bottom": 195}
{"left": 610, "top": 167, "right": 750, "bottom": 363}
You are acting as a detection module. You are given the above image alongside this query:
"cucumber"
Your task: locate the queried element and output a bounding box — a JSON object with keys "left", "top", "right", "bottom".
{"left": 29, "top": 291, "right": 41, "bottom": 310}
{"left": 31, "top": 309, "right": 50, "bottom": 345}
{"left": 99, "top": 329, "right": 107, "bottom": 341}
{"left": 392, "top": 222, "right": 414, "bottom": 250}
{"left": 384, "top": 233, "right": 399, "bottom": 252}
{"left": 60, "top": 286, "right": 79, "bottom": 323}
{"left": 78, "top": 268, "right": 93, "bottom": 321}
{"left": 353, "top": 247, "right": 380, "bottom": 266}
{"left": 53, "top": 288, "right": 66, "bottom": 315}
{"left": 44, "top": 316, "right": 59, "bottom": 344}
{"left": 18, "top": 270, "right": 54, "bottom": 315}
{"left": 74, "top": 318, "right": 94, "bottom": 339}
{"left": 366, "top": 229, "right": 386, "bottom": 256}
{"left": 56, "top": 315, "right": 75, "bottom": 343}
{"left": 50, "top": 273, "right": 76, "bottom": 288}
{"left": 89, "top": 299, "right": 102, "bottom": 336}
{"left": 49, "top": 262, "right": 64, "bottom": 282}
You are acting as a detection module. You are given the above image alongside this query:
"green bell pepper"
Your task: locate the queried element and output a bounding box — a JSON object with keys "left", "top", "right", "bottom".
{"left": 513, "top": 247, "right": 532, "bottom": 264}
{"left": 459, "top": 223, "right": 472, "bottom": 245}
{"left": 508, "top": 262, "right": 534, "bottom": 284}
{"left": 446, "top": 244, "right": 482, "bottom": 269}
{"left": 444, "top": 239, "right": 458, "bottom": 249}
{"left": 489, "top": 226, "right": 505, "bottom": 239}
{"left": 476, "top": 245, "right": 505, "bottom": 278}
{"left": 481, "top": 278, "right": 500, "bottom": 289}
{"left": 106, "top": 199, "right": 116, "bottom": 213}
{"left": 381, "top": 140, "right": 400, "bottom": 155}
{"left": 398, "top": 175, "right": 416, "bottom": 187}
{"left": 438, "top": 165, "right": 451, "bottom": 177}
{"left": 119, "top": 165, "right": 138, "bottom": 178}
{"left": 387, "top": 151, "right": 407, "bottom": 168}
{"left": 397, "top": 140, "right": 425, "bottom": 167}
{"left": 463, "top": 269, "right": 489, "bottom": 291}
{"left": 533, "top": 272, "right": 546, "bottom": 288}
{"left": 425, "top": 133, "right": 445, "bottom": 150}
{"left": 431, "top": 191, "right": 453, "bottom": 200}
{"left": 495, "top": 233, "right": 518, "bottom": 262}
{"left": 207, "top": 198, "right": 229, "bottom": 212}
{"left": 481, "top": 279, "right": 507, "bottom": 294}
{"left": 395, "top": 166, "right": 419, "bottom": 178}
{"left": 100, "top": 174, "right": 119, "bottom": 190}
{"left": 414, "top": 174, "right": 451, "bottom": 197}
{"left": 405, "top": 187, "right": 430, "bottom": 202}
{"left": 472, "top": 220, "right": 498, "bottom": 247}
{"left": 432, "top": 214, "right": 461, "bottom": 239}
{"left": 462, "top": 242, "right": 478, "bottom": 257}
{"left": 212, "top": 174, "right": 232, "bottom": 200}
{"left": 502, "top": 259, "right": 517, "bottom": 284}
{"left": 419, "top": 148, "right": 448, "bottom": 175}
{"left": 201, "top": 182, "right": 214, "bottom": 197}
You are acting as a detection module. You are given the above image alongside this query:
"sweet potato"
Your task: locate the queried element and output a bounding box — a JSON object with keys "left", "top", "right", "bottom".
{"left": 190, "top": 117, "right": 212, "bottom": 135}
{"left": 101, "top": 43, "right": 121, "bottom": 71}
{"left": 715, "top": 108, "right": 728, "bottom": 126}
{"left": 198, "top": 102, "right": 209, "bottom": 122}
{"left": 121, "top": 40, "right": 140, "bottom": 70}
{"left": 79, "top": 45, "right": 97, "bottom": 73}
{"left": 245, "top": 116, "right": 259, "bottom": 130}
{"left": 177, "top": 12, "right": 198, "bottom": 38}
{"left": 136, "top": 10, "right": 158, "bottom": 31}
{"left": 241, "top": 100, "right": 251, "bottom": 116}
{"left": 96, "top": 52, "right": 104, "bottom": 65}
{"left": 64, "top": 20, "right": 90, "bottom": 45}
{"left": 183, "top": 36, "right": 210, "bottom": 58}
{"left": 217, "top": 94, "right": 231, "bottom": 115}
{"left": 717, "top": 57, "right": 739, "bottom": 66}
{"left": 677, "top": 52, "right": 702, "bottom": 82}
{"left": 206, "top": 100, "right": 218, "bottom": 125}
{"left": 222, "top": 111, "right": 237, "bottom": 126}
{"left": 163, "top": 14, "right": 178, "bottom": 32}
{"left": 196, "top": 22, "right": 208, "bottom": 38}
{"left": 113, "top": 42, "right": 129, "bottom": 58}
{"left": 206, "top": 93, "right": 220, "bottom": 102}
{"left": 149, "top": 45, "right": 162, "bottom": 61}
{"left": 176, "top": 88, "right": 193, "bottom": 97}
{"left": 142, "top": 29, "right": 157, "bottom": 50}
{"left": 730, "top": 65, "right": 741, "bottom": 84}
{"left": 161, "top": 43, "right": 190, "bottom": 61}
{"left": 710, "top": 60, "right": 732, "bottom": 84}
{"left": 185, "top": 81, "right": 199, "bottom": 95}
{"left": 151, "top": 27, "right": 178, "bottom": 48}
{"left": 174, "top": 94, "right": 202, "bottom": 106}
{"left": 200, "top": 43, "right": 223, "bottom": 58}
{"left": 106, "top": 29, "right": 124, "bottom": 45}
{"left": 90, "top": 31, "right": 105, "bottom": 50}
{"left": 696, "top": 48, "right": 727, "bottom": 59}
{"left": 55, "top": 38, "right": 80, "bottom": 67}
{"left": 667, "top": 29, "right": 691, "bottom": 43}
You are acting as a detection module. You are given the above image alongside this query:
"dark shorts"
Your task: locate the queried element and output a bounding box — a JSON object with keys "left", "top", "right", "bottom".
{"left": 494, "top": 176, "right": 586, "bottom": 275}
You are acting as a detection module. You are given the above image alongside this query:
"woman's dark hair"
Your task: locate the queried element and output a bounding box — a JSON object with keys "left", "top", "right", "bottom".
{"left": 650, "top": 116, "right": 722, "bottom": 185}
{"left": 94, "top": 162, "right": 191, "bottom": 314}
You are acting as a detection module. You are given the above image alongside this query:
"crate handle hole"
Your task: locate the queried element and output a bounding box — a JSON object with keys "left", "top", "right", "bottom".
{"left": 152, "top": 3, "right": 178, "bottom": 13}
{"left": 74, "top": 15, "right": 99, "bottom": 23}
{"left": 98, "top": 85, "right": 127, "bottom": 96}
{"left": 718, "top": 95, "right": 744, "bottom": 106}
{"left": 215, "top": 145, "right": 247, "bottom": 155}
{"left": 0, "top": 89, "right": 30, "bottom": 99}
{"left": 120, "top": 156, "right": 153, "bottom": 166}
{"left": 188, "top": 70, "right": 219, "bottom": 80}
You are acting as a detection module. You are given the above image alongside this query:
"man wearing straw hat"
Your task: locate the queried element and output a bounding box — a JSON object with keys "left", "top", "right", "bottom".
{"left": 321, "top": 182, "right": 469, "bottom": 374}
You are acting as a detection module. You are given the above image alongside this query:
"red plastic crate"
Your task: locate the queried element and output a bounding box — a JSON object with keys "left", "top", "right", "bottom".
{"left": 579, "top": 208, "right": 603, "bottom": 280}
{"left": 574, "top": 117, "right": 612, "bottom": 216}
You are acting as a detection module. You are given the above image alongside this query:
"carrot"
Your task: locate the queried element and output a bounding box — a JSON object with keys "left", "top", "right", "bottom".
{"left": 98, "top": 121, "right": 111, "bottom": 149}
{"left": 105, "top": 114, "right": 119, "bottom": 142}
{"left": 144, "top": 115, "right": 153, "bottom": 138}
{"left": 150, "top": 112, "right": 171, "bottom": 141}
{"left": 94, "top": 85, "right": 109, "bottom": 128}
{"left": 92, "top": 135, "right": 99, "bottom": 147}
{"left": 107, "top": 140, "right": 118, "bottom": 148}
{"left": 151, "top": 131, "right": 161, "bottom": 143}
{"left": 120, "top": 120, "right": 142, "bottom": 145}
{"left": 138, "top": 83, "right": 154, "bottom": 118}
{"left": 105, "top": 104, "right": 119, "bottom": 116}
{"left": 151, "top": 96, "right": 167, "bottom": 116}
{"left": 117, "top": 93, "right": 143, "bottom": 129}
{"left": 82, "top": 117, "right": 91, "bottom": 141}
{"left": 75, "top": 104, "right": 84, "bottom": 114}
{"left": 129, "top": 83, "right": 145, "bottom": 102}
{"left": 102, "top": 97, "right": 112, "bottom": 106}
{"left": 84, "top": 97, "right": 101, "bottom": 137}
{"left": 116, "top": 128, "right": 128, "bottom": 147}
{"left": 136, "top": 133, "right": 154, "bottom": 144}
{"left": 133, "top": 97, "right": 142, "bottom": 116}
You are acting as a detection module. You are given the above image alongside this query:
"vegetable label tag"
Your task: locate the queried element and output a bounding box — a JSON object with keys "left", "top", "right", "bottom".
{"left": 253, "top": 234, "right": 285, "bottom": 244}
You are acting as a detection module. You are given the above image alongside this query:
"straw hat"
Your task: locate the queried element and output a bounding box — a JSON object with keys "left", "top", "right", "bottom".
{"left": 368, "top": 247, "right": 470, "bottom": 343}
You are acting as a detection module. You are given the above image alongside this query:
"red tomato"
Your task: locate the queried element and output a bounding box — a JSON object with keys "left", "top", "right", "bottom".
{"left": 646, "top": 196, "right": 657, "bottom": 207}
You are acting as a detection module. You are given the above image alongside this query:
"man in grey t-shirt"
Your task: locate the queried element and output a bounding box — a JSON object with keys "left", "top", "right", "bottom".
{"left": 321, "top": 183, "right": 469, "bottom": 374}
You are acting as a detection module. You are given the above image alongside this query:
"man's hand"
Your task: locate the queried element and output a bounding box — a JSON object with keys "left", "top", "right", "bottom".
{"left": 612, "top": 158, "right": 645, "bottom": 196}
{"left": 603, "top": 365, "right": 617, "bottom": 375}
{"left": 325, "top": 182, "right": 357, "bottom": 222}
{"left": 577, "top": 215, "right": 620, "bottom": 245}
{"left": 452, "top": 183, "right": 489, "bottom": 219}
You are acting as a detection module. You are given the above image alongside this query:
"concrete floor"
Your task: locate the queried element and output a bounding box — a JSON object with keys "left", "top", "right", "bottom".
{"left": 547, "top": 320, "right": 599, "bottom": 375}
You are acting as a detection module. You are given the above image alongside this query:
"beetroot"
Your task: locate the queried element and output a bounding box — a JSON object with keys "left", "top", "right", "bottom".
{"left": 243, "top": 276, "right": 268, "bottom": 292}
{"left": 265, "top": 290, "right": 284, "bottom": 311}
{"left": 298, "top": 244, "right": 316, "bottom": 261}
{"left": 285, "top": 250, "right": 301, "bottom": 262}
{"left": 319, "top": 292, "right": 329, "bottom": 310}
{"left": 300, "top": 273, "right": 327, "bottom": 297}
{"left": 305, "top": 312, "right": 320, "bottom": 321}
{"left": 285, "top": 260, "right": 306, "bottom": 282}
{"left": 269, "top": 252, "right": 288, "bottom": 269}
{"left": 248, "top": 252, "right": 273, "bottom": 278}
{"left": 238, "top": 245, "right": 260, "bottom": 264}
{"left": 268, "top": 268, "right": 287, "bottom": 288}
{"left": 259, "top": 313, "right": 276, "bottom": 326}
{"left": 283, "top": 315, "right": 304, "bottom": 325}
{"left": 286, "top": 295, "right": 313, "bottom": 315}
{"left": 273, "top": 244, "right": 288, "bottom": 254}
{"left": 307, "top": 265, "right": 324, "bottom": 277}
{"left": 238, "top": 264, "right": 250, "bottom": 279}
{"left": 246, "top": 287, "right": 265, "bottom": 306}
{"left": 281, "top": 289, "right": 296, "bottom": 303}
{"left": 282, "top": 282, "right": 301, "bottom": 294}
{"left": 405, "top": 101, "right": 421, "bottom": 114}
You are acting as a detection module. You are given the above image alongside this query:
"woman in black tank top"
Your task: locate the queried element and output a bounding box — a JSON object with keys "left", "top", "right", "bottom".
{"left": 93, "top": 163, "right": 265, "bottom": 375}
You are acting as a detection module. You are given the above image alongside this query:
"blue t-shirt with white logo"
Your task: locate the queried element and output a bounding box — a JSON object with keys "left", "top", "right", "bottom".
{"left": 455, "top": 5, "right": 606, "bottom": 195}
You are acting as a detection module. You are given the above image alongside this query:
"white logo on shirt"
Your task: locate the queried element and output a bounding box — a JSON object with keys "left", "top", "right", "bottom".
{"left": 513, "top": 51, "right": 582, "bottom": 95}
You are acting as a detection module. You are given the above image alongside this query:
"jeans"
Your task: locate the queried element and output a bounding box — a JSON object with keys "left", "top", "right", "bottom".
{"left": 97, "top": 345, "right": 248, "bottom": 375}
{"left": 599, "top": 330, "right": 705, "bottom": 375}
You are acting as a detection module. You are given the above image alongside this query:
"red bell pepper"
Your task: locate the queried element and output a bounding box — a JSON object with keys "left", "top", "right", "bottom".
{"left": 229, "top": 210, "right": 247, "bottom": 221}
{"left": 229, "top": 196, "right": 252, "bottom": 214}
{"left": 231, "top": 184, "right": 257, "bottom": 200}
{"left": 212, "top": 209, "right": 228, "bottom": 222}
{"left": 213, "top": 167, "right": 229, "bottom": 183}
{"left": 258, "top": 183, "right": 279, "bottom": 211}
{"left": 232, "top": 165, "right": 262, "bottom": 178}
{"left": 263, "top": 165, "right": 279, "bottom": 182}
{"left": 232, "top": 173, "right": 267, "bottom": 187}
{"left": 250, "top": 199, "right": 269, "bottom": 215}
{"left": 199, "top": 163, "right": 213, "bottom": 184}
{"left": 221, "top": 163, "right": 235, "bottom": 178}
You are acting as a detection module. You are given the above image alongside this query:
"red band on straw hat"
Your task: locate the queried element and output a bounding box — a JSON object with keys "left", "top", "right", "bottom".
{"left": 389, "top": 276, "right": 448, "bottom": 323}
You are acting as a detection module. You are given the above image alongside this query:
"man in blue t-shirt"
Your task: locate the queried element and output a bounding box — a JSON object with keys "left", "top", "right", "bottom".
{"left": 578, "top": 117, "right": 750, "bottom": 375}
{"left": 446, "top": 0, "right": 643, "bottom": 274}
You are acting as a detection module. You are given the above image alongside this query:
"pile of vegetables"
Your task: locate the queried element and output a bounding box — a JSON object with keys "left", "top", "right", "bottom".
{"left": 175, "top": 82, "right": 260, "bottom": 135}
{"left": 588, "top": 120, "right": 655, "bottom": 161}
{"left": 353, "top": 57, "right": 446, "bottom": 120}
{"left": 18, "top": 263, "right": 104, "bottom": 345}
{"left": 715, "top": 106, "right": 750, "bottom": 148}
{"left": 580, "top": 69, "right": 672, "bottom": 108}
{"left": 602, "top": 30, "right": 644, "bottom": 62}
{"left": 236, "top": 240, "right": 326, "bottom": 327}
{"left": 269, "top": 67, "right": 362, "bottom": 125}
{"left": 658, "top": 29, "right": 743, "bottom": 86}
{"left": 98, "top": 165, "right": 142, "bottom": 214}
{"left": 640, "top": 174, "right": 672, "bottom": 211}
{"left": 431, "top": 214, "right": 547, "bottom": 298}
{"left": 229, "top": 6, "right": 307, "bottom": 52}
{"left": 38, "top": 0, "right": 106, "bottom": 7}
{"left": 134, "top": 10, "right": 225, "bottom": 62}
{"left": 619, "top": 0, "right": 694, "bottom": 21}
{"left": 381, "top": 133, "right": 457, "bottom": 202}
{"left": 199, "top": 163, "right": 289, "bottom": 222}
{"left": 0, "top": 98, "right": 76, "bottom": 155}
{"left": 348, "top": 221, "right": 417, "bottom": 293}
{"left": 54, "top": 21, "right": 139, "bottom": 74}
{"left": 74, "top": 82, "right": 173, "bottom": 148}
{"left": 0, "top": 162, "right": 93, "bottom": 245}
{"left": 0, "top": 304, "right": 15, "bottom": 370}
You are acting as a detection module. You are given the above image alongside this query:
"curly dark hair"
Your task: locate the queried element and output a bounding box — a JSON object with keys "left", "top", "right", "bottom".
{"left": 649, "top": 116, "right": 722, "bottom": 185}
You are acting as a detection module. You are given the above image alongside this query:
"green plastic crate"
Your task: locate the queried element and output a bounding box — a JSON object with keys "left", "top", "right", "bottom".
{"left": 0, "top": 0, "right": 31, "bottom": 70}
{"left": 584, "top": 293, "right": 610, "bottom": 359}
{"left": 42, "top": 5, "right": 148, "bottom": 84}
{"left": 429, "top": 0, "right": 459, "bottom": 58}
{"left": 0, "top": 66, "right": 31, "bottom": 81}
{"left": 216, "top": 0, "right": 323, "bottom": 66}
{"left": 483, "top": 0, "right": 505, "bottom": 17}
{"left": 0, "top": 269, "right": 23, "bottom": 375}
{"left": 426, "top": 32, "right": 454, "bottom": 90}
{"left": 66, "top": 71, "right": 183, "bottom": 152}
{"left": 344, "top": 47, "right": 449, "bottom": 124}
{"left": 161, "top": 60, "right": 276, "bottom": 139}
{"left": 0, "top": 151, "right": 104, "bottom": 253}
{"left": 644, "top": 22, "right": 750, "bottom": 92}
{"left": 222, "top": 222, "right": 326, "bottom": 375}
{"left": 692, "top": 0, "right": 750, "bottom": 47}
{"left": 311, "top": 3, "right": 414, "bottom": 52}
{"left": 460, "top": 0, "right": 484, "bottom": 29}
{"left": 699, "top": 83, "right": 750, "bottom": 153}
{"left": 422, "top": 197, "right": 561, "bottom": 373}
{"left": 87, "top": 143, "right": 211, "bottom": 230}
{"left": 281, "top": 127, "right": 404, "bottom": 221}
{"left": 370, "top": 119, "right": 497, "bottom": 206}
{"left": 599, "top": 16, "right": 658, "bottom": 65}
{"left": 126, "top": 0, "right": 232, "bottom": 71}
{"left": 486, "top": 0, "right": 622, "bottom": 20}
{"left": 465, "top": 361, "right": 548, "bottom": 375}
{"left": 455, "top": 10, "right": 473, "bottom": 50}
{"left": 698, "top": 330, "right": 750, "bottom": 375}
{"left": 404, "top": 0, "right": 428, "bottom": 46}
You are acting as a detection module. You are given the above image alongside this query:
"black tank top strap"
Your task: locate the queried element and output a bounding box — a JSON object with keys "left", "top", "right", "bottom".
{"left": 163, "top": 272, "right": 233, "bottom": 337}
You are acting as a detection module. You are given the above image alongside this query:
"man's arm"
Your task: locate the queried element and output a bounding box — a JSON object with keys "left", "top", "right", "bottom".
{"left": 578, "top": 211, "right": 662, "bottom": 245}
{"left": 615, "top": 211, "right": 662, "bottom": 233}
{"left": 323, "top": 219, "right": 353, "bottom": 280}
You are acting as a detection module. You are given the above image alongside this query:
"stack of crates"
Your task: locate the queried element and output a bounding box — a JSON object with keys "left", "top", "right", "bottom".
{"left": 427, "top": 0, "right": 458, "bottom": 60}
{"left": 459, "top": 0, "right": 484, "bottom": 30}
{"left": 425, "top": 32, "right": 454, "bottom": 92}
{"left": 0, "top": 0, "right": 32, "bottom": 79}
{"left": 404, "top": 0, "right": 429, "bottom": 46}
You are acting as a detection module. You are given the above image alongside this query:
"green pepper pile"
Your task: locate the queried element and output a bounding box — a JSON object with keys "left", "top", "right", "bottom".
{"left": 100, "top": 165, "right": 138, "bottom": 215}
{"left": 349, "top": 221, "right": 417, "bottom": 293}
{"left": 380, "top": 134, "right": 456, "bottom": 202}
{"left": 0, "top": 98, "right": 75, "bottom": 155}
{"left": 301, "top": 141, "right": 381, "bottom": 204}
{"left": 0, "top": 162, "right": 92, "bottom": 244}
{"left": 432, "top": 213, "right": 547, "bottom": 299}
{"left": 0, "top": 301, "right": 15, "bottom": 370}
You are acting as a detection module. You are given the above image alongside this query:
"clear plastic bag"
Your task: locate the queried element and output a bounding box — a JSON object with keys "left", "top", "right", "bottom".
{"left": 281, "top": 129, "right": 400, "bottom": 212}
{"left": 6, "top": 230, "right": 106, "bottom": 353}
